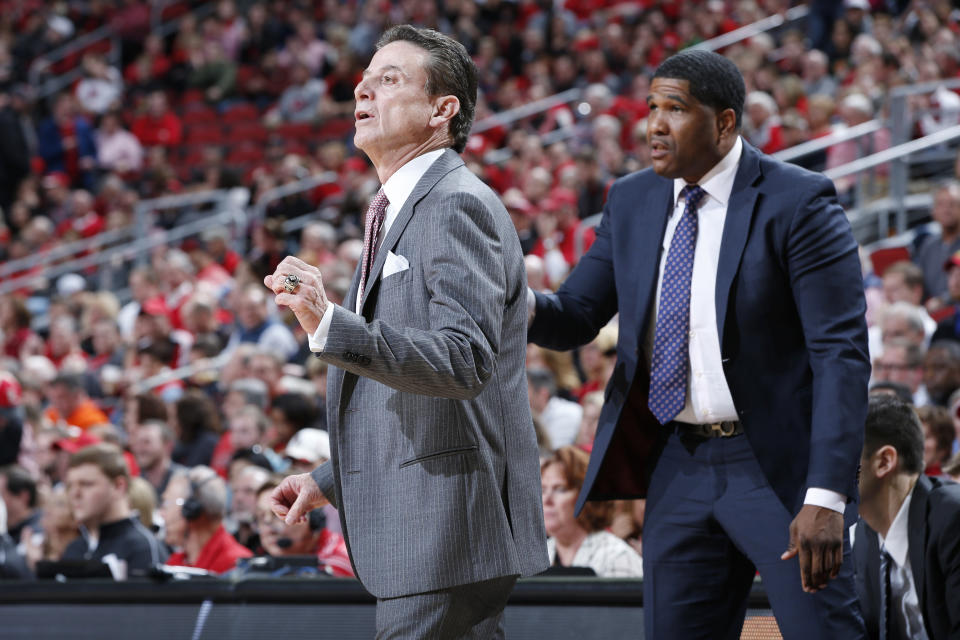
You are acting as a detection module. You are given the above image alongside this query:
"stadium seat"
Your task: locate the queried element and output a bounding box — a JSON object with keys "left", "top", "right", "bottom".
{"left": 869, "top": 245, "right": 911, "bottom": 277}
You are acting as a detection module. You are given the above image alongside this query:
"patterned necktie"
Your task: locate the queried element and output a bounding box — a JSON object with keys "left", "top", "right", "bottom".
{"left": 648, "top": 184, "right": 707, "bottom": 425}
{"left": 358, "top": 188, "right": 389, "bottom": 301}
{"left": 879, "top": 546, "right": 892, "bottom": 640}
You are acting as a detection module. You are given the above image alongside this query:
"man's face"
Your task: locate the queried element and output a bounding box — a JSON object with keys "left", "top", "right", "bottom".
{"left": 66, "top": 464, "right": 122, "bottom": 528}
{"left": 131, "top": 425, "right": 167, "bottom": 470}
{"left": 47, "top": 384, "right": 78, "bottom": 420}
{"left": 873, "top": 346, "right": 922, "bottom": 392}
{"left": 160, "top": 476, "right": 190, "bottom": 548}
{"left": 646, "top": 77, "right": 724, "bottom": 182}
{"left": 230, "top": 414, "right": 260, "bottom": 451}
{"left": 353, "top": 41, "right": 438, "bottom": 158}
{"left": 256, "top": 490, "right": 314, "bottom": 556}
{"left": 923, "top": 348, "right": 960, "bottom": 399}
{"left": 880, "top": 315, "right": 924, "bottom": 347}
{"left": 230, "top": 471, "right": 263, "bottom": 522}
{"left": 882, "top": 272, "right": 921, "bottom": 305}
{"left": 932, "top": 188, "right": 960, "bottom": 232}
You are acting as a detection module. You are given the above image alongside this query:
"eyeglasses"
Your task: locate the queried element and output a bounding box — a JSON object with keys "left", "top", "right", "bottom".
{"left": 873, "top": 362, "right": 916, "bottom": 372}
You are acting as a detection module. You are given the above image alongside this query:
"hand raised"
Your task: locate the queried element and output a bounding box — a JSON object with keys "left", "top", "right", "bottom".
{"left": 264, "top": 255, "right": 330, "bottom": 335}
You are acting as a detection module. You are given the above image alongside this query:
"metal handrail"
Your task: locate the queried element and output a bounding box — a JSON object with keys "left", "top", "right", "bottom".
{"left": 28, "top": 24, "right": 114, "bottom": 81}
{"left": 773, "top": 119, "right": 885, "bottom": 163}
{"left": 131, "top": 352, "right": 232, "bottom": 394}
{"left": 824, "top": 124, "right": 960, "bottom": 180}
{"left": 693, "top": 5, "right": 809, "bottom": 52}
{"left": 889, "top": 77, "right": 960, "bottom": 99}
{"left": 472, "top": 88, "right": 583, "bottom": 134}
{"left": 249, "top": 172, "right": 340, "bottom": 226}
{"left": 0, "top": 227, "right": 133, "bottom": 278}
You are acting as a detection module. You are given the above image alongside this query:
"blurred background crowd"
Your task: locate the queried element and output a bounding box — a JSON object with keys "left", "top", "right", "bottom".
{"left": 1, "top": 0, "right": 960, "bottom": 583}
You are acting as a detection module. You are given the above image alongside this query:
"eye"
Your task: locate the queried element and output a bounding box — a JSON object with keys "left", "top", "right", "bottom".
{"left": 382, "top": 74, "right": 394, "bottom": 85}
{"left": 671, "top": 105, "right": 684, "bottom": 112}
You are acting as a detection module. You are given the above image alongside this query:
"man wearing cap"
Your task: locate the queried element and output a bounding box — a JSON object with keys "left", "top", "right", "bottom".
{"left": 530, "top": 49, "right": 868, "bottom": 637}
{"left": 264, "top": 25, "right": 547, "bottom": 636}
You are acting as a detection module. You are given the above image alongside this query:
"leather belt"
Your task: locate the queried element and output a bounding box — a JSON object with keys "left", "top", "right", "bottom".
{"left": 670, "top": 420, "right": 744, "bottom": 438}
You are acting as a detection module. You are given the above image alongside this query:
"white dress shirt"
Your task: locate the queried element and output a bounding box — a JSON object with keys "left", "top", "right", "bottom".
{"left": 309, "top": 148, "right": 445, "bottom": 351}
{"left": 644, "top": 136, "right": 844, "bottom": 513}
{"left": 878, "top": 490, "right": 929, "bottom": 640}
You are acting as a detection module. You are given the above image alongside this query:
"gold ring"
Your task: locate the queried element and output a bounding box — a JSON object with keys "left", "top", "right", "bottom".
{"left": 283, "top": 274, "right": 300, "bottom": 293}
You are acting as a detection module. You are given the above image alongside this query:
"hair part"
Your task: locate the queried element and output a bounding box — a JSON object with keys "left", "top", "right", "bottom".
{"left": 377, "top": 25, "right": 478, "bottom": 153}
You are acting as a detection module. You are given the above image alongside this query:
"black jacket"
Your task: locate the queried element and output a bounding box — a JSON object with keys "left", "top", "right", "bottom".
{"left": 854, "top": 475, "right": 960, "bottom": 640}
{"left": 62, "top": 516, "right": 167, "bottom": 575}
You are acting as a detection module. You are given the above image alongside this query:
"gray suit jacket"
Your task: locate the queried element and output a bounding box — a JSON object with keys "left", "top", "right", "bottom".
{"left": 311, "top": 149, "right": 549, "bottom": 598}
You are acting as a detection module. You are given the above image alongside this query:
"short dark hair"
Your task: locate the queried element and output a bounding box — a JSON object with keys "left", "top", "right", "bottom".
{"left": 868, "top": 382, "right": 913, "bottom": 404}
{"left": 653, "top": 49, "right": 746, "bottom": 128}
{"left": 68, "top": 443, "right": 129, "bottom": 481}
{"left": 134, "top": 393, "right": 168, "bottom": 424}
{"left": 864, "top": 395, "right": 925, "bottom": 474}
{"left": 271, "top": 393, "right": 318, "bottom": 430}
{"left": 0, "top": 465, "right": 37, "bottom": 508}
{"left": 377, "top": 25, "right": 478, "bottom": 153}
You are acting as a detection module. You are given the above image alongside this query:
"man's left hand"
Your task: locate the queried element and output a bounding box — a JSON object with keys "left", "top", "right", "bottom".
{"left": 265, "top": 256, "right": 329, "bottom": 335}
{"left": 780, "top": 504, "right": 844, "bottom": 593}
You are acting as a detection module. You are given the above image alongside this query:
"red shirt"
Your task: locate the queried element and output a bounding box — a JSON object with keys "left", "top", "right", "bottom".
{"left": 167, "top": 525, "right": 253, "bottom": 574}
{"left": 131, "top": 112, "right": 182, "bottom": 147}
{"left": 316, "top": 528, "right": 354, "bottom": 577}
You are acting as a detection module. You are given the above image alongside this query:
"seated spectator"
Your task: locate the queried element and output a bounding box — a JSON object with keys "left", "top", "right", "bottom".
{"left": 573, "top": 323, "right": 617, "bottom": 401}
{"left": 872, "top": 338, "right": 929, "bottom": 406}
{"left": 228, "top": 463, "right": 271, "bottom": 551}
{"left": 36, "top": 93, "right": 97, "bottom": 190}
{"left": 128, "top": 476, "right": 158, "bottom": 532}
{"left": 21, "top": 486, "right": 77, "bottom": 572}
{"left": 267, "top": 393, "right": 321, "bottom": 455}
{"left": 225, "top": 285, "right": 299, "bottom": 363}
{"left": 541, "top": 446, "right": 643, "bottom": 578}
{"left": 575, "top": 391, "right": 604, "bottom": 451}
{"left": 162, "top": 466, "right": 252, "bottom": 574}
{"left": 186, "top": 40, "right": 237, "bottom": 103}
{"left": 0, "top": 296, "right": 37, "bottom": 360}
{"left": 131, "top": 91, "right": 182, "bottom": 148}
{"left": 96, "top": 112, "right": 143, "bottom": 174}
{"left": 826, "top": 93, "right": 890, "bottom": 199}
{"left": 870, "top": 301, "right": 934, "bottom": 361}
{"left": 254, "top": 479, "right": 352, "bottom": 577}
{"left": 0, "top": 464, "right": 41, "bottom": 546}
{"left": 171, "top": 391, "right": 221, "bottom": 468}
{"left": 918, "top": 183, "right": 960, "bottom": 307}
{"left": 923, "top": 340, "right": 960, "bottom": 408}
{"left": 528, "top": 368, "right": 582, "bottom": 450}
{"left": 44, "top": 373, "right": 109, "bottom": 431}
{"left": 264, "top": 62, "right": 325, "bottom": 126}
{"left": 74, "top": 52, "right": 123, "bottom": 116}
{"left": 0, "top": 498, "right": 31, "bottom": 578}
{"left": 743, "top": 91, "right": 783, "bottom": 154}
{"left": 130, "top": 419, "right": 184, "bottom": 499}
{"left": 62, "top": 443, "right": 167, "bottom": 574}
{"left": 915, "top": 405, "right": 955, "bottom": 477}
{"left": 854, "top": 395, "right": 960, "bottom": 640}
{"left": 283, "top": 428, "right": 330, "bottom": 473}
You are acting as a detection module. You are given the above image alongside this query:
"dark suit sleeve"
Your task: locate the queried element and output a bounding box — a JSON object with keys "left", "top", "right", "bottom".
{"left": 930, "top": 489, "right": 960, "bottom": 637}
{"left": 528, "top": 184, "right": 619, "bottom": 350}
{"left": 320, "top": 190, "right": 506, "bottom": 400}
{"left": 785, "top": 175, "right": 869, "bottom": 498}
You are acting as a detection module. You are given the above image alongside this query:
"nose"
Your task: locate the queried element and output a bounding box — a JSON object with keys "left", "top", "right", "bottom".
{"left": 355, "top": 77, "right": 372, "bottom": 102}
{"left": 648, "top": 108, "right": 669, "bottom": 136}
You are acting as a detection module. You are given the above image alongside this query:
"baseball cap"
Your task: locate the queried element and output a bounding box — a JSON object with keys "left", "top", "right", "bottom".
{"left": 53, "top": 431, "right": 101, "bottom": 454}
{"left": 284, "top": 428, "right": 330, "bottom": 465}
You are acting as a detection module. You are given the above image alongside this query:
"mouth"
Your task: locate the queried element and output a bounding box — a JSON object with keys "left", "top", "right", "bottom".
{"left": 355, "top": 110, "right": 373, "bottom": 123}
{"left": 649, "top": 139, "right": 671, "bottom": 159}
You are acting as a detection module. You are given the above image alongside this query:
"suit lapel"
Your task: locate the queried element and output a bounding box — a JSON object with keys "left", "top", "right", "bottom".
{"left": 715, "top": 141, "right": 761, "bottom": 341}
{"left": 908, "top": 475, "right": 931, "bottom": 604}
{"left": 632, "top": 178, "right": 674, "bottom": 340}
{"left": 358, "top": 149, "right": 464, "bottom": 313}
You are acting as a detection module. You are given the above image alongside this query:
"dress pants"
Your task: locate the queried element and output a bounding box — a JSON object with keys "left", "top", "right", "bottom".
{"left": 643, "top": 431, "right": 866, "bottom": 640}
{"left": 375, "top": 575, "right": 517, "bottom": 639}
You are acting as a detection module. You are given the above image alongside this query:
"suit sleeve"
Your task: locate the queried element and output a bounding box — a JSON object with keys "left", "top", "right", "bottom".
{"left": 786, "top": 175, "right": 870, "bottom": 498}
{"left": 310, "top": 461, "right": 338, "bottom": 510}
{"left": 316, "top": 190, "right": 506, "bottom": 399}
{"left": 931, "top": 491, "right": 960, "bottom": 637}
{"left": 528, "top": 184, "right": 619, "bottom": 350}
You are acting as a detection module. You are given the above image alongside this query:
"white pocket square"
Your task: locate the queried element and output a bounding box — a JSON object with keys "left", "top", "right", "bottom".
{"left": 383, "top": 251, "right": 410, "bottom": 278}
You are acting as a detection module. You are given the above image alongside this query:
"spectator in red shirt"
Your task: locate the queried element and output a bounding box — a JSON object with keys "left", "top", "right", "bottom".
{"left": 0, "top": 296, "right": 37, "bottom": 359}
{"left": 531, "top": 187, "right": 596, "bottom": 287}
{"left": 131, "top": 91, "right": 182, "bottom": 148}
{"left": 161, "top": 466, "right": 252, "bottom": 574}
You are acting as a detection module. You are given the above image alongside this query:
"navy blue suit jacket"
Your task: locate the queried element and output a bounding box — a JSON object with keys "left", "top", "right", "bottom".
{"left": 529, "top": 141, "right": 870, "bottom": 516}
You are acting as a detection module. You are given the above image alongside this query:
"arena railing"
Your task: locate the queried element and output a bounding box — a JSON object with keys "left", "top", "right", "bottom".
{"left": 246, "top": 172, "right": 341, "bottom": 235}
{"left": 131, "top": 352, "right": 233, "bottom": 395}
{"left": 692, "top": 5, "right": 810, "bottom": 52}
{"left": 772, "top": 119, "right": 885, "bottom": 164}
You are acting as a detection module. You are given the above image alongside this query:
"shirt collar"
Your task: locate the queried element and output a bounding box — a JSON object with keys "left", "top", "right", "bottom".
{"left": 381, "top": 148, "right": 446, "bottom": 211}
{"left": 879, "top": 489, "right": 912, "bottom": 567}
{"left": 672, "top": 136, "right": 743, "bottom": 209}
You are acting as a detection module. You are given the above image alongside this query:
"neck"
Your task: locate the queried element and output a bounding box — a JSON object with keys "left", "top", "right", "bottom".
{"left": 942, "top": 227, "right": 959, "bottom": 243}
{"left": 367, "top": 137, "right": 449, "bottom": 184}
{"left": 862, "top": 473, "right": 918, "bottom": 538}
{"left": 185, "top": 519, "right": 220, "bottom": 563}
{"left": 143, "top": 459, "right": 169, "bottom": 487}
{"left": 552, "top": 524, "right": 589, "bottom": 562}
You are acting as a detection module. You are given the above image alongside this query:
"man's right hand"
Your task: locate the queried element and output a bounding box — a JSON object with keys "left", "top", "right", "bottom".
{"left": 270, "top": 473, "right": 329, "bottom": 525}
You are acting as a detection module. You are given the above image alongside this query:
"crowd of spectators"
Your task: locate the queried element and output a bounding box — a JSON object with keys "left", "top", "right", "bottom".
{"left": 2, "top": 0, "right": 960, "bottom": 584}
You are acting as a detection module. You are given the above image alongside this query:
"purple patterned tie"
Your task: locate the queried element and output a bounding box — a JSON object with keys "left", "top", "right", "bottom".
{"left": 648, "top": 184, "right": 707, "bottom": 424}
{"left": 358, "top": 189, "right": 389, "bottom": 301}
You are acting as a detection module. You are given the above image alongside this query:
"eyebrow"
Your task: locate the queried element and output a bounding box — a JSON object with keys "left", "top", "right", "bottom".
{"left": 646, "top": 93, "right": 691, "bottom": 107}
{"left": 362, "top": 64, "right": 409, "bottom": 80}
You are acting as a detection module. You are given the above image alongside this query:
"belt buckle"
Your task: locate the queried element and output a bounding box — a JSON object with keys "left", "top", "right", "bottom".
{"left": 708, "top": 422, "right": 735, "bottom": 437}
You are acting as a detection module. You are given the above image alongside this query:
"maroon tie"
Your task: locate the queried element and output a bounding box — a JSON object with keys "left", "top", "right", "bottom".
{"left": 358, "top": 189, "right": 389, "bottom": 301}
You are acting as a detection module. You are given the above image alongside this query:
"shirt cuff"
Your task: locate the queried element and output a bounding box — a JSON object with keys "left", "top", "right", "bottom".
{"left": 308, "top": 304, "right": 337, "bottom": 352}
{"left": 804, "top": 488, "right": 846, "bottom": 514}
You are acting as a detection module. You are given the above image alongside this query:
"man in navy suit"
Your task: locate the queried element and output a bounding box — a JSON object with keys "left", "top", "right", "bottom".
{"left": 529, "top": 49, "right": 869, "bottom": 638}
{"left": 854, "top": 394, "right": 960, "bottom": 640}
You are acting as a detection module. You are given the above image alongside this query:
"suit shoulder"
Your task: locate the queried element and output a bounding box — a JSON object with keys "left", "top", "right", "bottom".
{"left": 757, "top": 152, "right": 834, "bottom": 196}
{"left": 608, "top": 167, "right": 664, "bottom": 194}
{"left": 434, "top": 164, "right": 506, "bottom": 212}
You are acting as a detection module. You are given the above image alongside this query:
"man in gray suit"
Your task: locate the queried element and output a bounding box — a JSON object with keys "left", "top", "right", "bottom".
{"left": 265, "top": 25, "right": 548, "bottom": 638}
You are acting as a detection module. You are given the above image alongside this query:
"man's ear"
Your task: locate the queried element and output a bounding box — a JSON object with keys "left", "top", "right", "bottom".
{"left": 430, "top": 95, "right": 460, "bottom": 129}
{"left": 874, "top": 444, "right": 900, "bottom": 479}
{"left": 716, "top": 108, "right": 738, "bottom": 143}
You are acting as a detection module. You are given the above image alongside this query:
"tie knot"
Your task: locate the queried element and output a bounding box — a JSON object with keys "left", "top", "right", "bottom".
{"left": 681, "top": 184, "right": 706, "bottom": 209}
{"left": 370, "top": 189, "right": 389, "bottom": 216}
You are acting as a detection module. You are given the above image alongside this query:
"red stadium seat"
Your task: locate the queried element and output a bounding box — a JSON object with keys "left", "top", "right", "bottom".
{"left": 869, "top": 246, "right": 911, "bottom": 278}
{"left": 277, "top": 122, "right": 314, "bottom": 140}
{"left": 226, "top": 146, "right": 265, "bottom": 166}
{"left": 184, "top": 125, "right": 226, "bottom": 145}
{"left": 222, "top": 103, "right": 260, "bottom": 122}
{"left": 316, "top": 118, "right": 355, "bottom": 142}
{"left": 227, "top": 122, "right": 269, "bottom": 143}
{"left": 181, "top": 107, "right": 218, "bottom": 126}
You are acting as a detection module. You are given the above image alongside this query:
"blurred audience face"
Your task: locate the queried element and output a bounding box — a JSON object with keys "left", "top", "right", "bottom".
{"left": 65, "top": 463, "right": 125, "bottom": 529}
{"left": 130, "top": 422, "right": 169, "bottom": 472}
{"left": 230, "top": 467, "right": 269, "bottom": 524}
{"left": 255, "top": 489, "right": 315, "bottom": 555}
{"left": 41, "top": 486, "right": 78, "bottom": 559}
{"left": 229, "top": 412, "right": 261, "bottom": 450}
{"left": 540, "top": 462, "right": 579, "bottom": 539}
{"left": 932, "top": 184, "right": 960, "bottom": 236}
{"left": 882, "top": 271, "right": 923, "bottom": 305}
{"left": 923, "top": 346, "right": 960, "bottom": 404}
{"left": 873, "top": 344, "right": 923, "bottom": 393}
{"left": 160, "top": 474, "right": 189, "bottom": 549}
